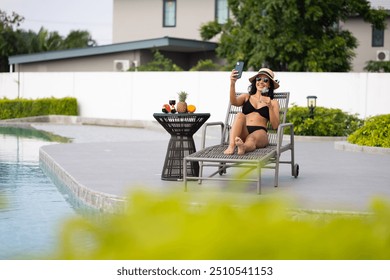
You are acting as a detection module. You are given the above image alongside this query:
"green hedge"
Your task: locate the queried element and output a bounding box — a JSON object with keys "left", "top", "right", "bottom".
{"left": 286, "top": 105, "right": 363, "bottom": 136}
{"left": 348, "top": 114, "right": 390, "bottom": 148}
{"left": 0, "top": 97, "right": 78, "bottom": 120}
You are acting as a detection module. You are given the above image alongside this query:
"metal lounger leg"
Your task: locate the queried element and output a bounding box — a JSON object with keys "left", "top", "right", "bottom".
{"left": 257, "top": 162, "right": 261, "bottom": 194}
{"left": 274, "top": 157, "right": 280, "bottom": 188}
{"left": 183, "top": 157, "right": 188, "bottom": 191}
{"left": 290, "top": 130, "right": 296, "bottom": 176}
{"left": 198, "top": 160, "right": 203, "bottom": 184}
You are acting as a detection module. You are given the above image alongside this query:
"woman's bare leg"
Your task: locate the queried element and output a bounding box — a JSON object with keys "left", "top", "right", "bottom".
{"left": 235, "top": 137, "right": 245, "bottom": 155}
{"left": 224, "top": 113, "right": 247, "bottom": 155}
{"left": 236, "top": 136, "right": 256, "bottom": 155}
{"left": 236, "top": 131, "right": 268, "bottom": 155}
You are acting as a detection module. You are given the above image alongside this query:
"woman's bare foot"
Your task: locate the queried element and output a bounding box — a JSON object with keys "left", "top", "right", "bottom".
{"left": 235, "top": 137, "right": 245, "bottom": 155}
{"left": 224, "top": 145, "right": 235, "bottom": 155}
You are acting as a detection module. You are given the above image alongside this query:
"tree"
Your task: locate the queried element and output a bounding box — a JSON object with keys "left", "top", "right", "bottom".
{"left": 0, "top": 9, "right": 97, "bottom": 72}
{"left": 0, "top": 10, "right": 25, "bottom": 71}
{"left": 200, "top": 0, "right": 388, "bottom": 72}
{"left": 63, "top": 30, "right": 96, "bottom": 49}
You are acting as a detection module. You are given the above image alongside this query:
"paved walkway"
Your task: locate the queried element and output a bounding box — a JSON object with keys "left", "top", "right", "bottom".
{"left": 33, "top": 123, "right": 390, "bottom": 213}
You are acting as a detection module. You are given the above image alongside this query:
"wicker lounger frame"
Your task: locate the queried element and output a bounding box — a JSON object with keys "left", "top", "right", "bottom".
{"left": 183, "top": 91, "right": 299, "bottom": 194}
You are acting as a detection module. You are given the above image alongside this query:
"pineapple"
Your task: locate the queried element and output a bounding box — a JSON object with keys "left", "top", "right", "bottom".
{"left": 177, "top": 91, "right": 188, "bottom": 113}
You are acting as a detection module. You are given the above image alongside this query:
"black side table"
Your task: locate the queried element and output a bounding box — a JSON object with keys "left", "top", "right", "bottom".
{"left": 153, "top": 113, "right": 210, "bottom": 181}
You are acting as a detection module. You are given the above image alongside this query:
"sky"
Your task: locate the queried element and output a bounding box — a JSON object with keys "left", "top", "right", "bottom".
{"left": 1, "top": 0, "right": 113, "bottom": 45}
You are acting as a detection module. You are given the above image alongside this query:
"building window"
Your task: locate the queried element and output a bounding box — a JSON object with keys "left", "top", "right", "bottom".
{"left": 163, "top": 0, "right": 176, "bottom": 27}
{"left": 216, "top": 0, "right": 229, "bottom": 24}
{"left": 372, "top": 26, "right": 384, "bottom": 47}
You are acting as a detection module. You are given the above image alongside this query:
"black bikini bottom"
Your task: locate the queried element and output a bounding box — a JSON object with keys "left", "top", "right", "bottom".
{"left": 246, "top": 126, "right": 268, "bottom": 134}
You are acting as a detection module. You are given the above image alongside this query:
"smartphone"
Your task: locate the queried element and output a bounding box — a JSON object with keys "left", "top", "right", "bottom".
{"left": 234, "top": 61, "right": 244, "bottom": 79}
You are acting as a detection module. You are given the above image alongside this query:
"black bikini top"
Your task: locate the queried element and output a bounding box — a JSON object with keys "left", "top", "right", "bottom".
{"left": 242, "top": 96, "right": 270, "bottom": 120}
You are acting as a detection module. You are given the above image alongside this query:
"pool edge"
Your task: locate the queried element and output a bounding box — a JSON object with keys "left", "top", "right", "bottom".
{"left": 39, "top": 146, "right": 126, "bottom": 213}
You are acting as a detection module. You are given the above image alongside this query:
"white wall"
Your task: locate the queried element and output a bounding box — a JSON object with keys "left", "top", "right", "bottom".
{"left": 1, "top": 71, "right": 389, "bottom": 123}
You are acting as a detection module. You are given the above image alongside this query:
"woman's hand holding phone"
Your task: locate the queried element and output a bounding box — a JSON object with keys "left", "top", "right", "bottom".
{"left": 234, "top": 61, "right": 244, "bottom": 79}
{"left": 231, "top": 69, "right": 239, "bottom": 82}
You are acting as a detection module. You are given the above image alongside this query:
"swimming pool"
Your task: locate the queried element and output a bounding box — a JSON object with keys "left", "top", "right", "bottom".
{"left": 0, "top": 126, "right": 78, "bottom": 259}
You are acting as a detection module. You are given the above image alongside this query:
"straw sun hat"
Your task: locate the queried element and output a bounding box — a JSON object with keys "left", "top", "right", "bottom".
{"left": 249, "top": 68, "right": 280, "bottom": 89}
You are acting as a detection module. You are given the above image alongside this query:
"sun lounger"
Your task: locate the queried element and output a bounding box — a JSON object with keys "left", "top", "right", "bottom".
{"left": 183, "top": 91, "right": 299, "bottom": 194}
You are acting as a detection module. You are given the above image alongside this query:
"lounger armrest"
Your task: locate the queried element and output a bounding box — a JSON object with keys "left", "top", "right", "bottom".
{"left": 201, "top": 121, "right": 225, "bottom": 149}
{"left": 276, "top": 122, "right": 294, "bottom": 155}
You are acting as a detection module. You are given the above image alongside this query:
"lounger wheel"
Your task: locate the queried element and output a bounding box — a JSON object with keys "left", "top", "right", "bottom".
{"left": 218, "top": 163, "right": 226, "bottom": 175}
{"left": 219, "top": 170, "right": 227, "bottom": 175}
{"left": 293, "top": 164, "right": 299, "bottom": 178}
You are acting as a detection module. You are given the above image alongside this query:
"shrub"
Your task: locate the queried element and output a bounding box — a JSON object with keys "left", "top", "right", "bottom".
{"left": 364, "top": 61, "right": 390, "bottom": 72}
{"left": 53, "top": 191, "right": 390, "bottom": 260}
{"left": 348, "top": 114, "right": 390, "bottom": 148}
{"left": 0, "top": 97, "right": 78, "bottom": 120}
{"left": 128, "top": 50, "right": 182, "bottom": 71}
{"left": 286, "top": 105, "right": 363, "bottom": 136}
{"left": 190, "top": 59, "right": 222, "bottom": 71}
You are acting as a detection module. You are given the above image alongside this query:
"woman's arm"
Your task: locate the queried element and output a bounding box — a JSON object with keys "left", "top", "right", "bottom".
{"left": 268, "top": 100, "right": 280, "bottom": 129}
{"left": 259, "top": 95, "right": 280, "bottom": 129}
{"left": 229, "top": 70, "right": 247, "bottom": 106}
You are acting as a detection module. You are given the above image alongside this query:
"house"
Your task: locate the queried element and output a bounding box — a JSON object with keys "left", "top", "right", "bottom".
{"left": 112, "top": 0, "right": 228, "bottom": 43}
{"left": 343, "top": 0, "right": 390, "bottom": 70}
{"left": 8, "top": 0, "right": 390, "bottom": 72}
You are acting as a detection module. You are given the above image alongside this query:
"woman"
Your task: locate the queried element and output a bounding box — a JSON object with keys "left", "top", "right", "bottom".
{"left": 224, "top": 67, "right": 280, "bottom": 155}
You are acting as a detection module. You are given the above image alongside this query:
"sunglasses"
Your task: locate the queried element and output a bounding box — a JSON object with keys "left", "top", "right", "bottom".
{"left": 255, "top": 77, "right": 269, "bottom": 83}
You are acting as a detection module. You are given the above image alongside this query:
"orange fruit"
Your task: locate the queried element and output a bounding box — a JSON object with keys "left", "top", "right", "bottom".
{"left": 187, "top": 104, "right": 196, "bottom": 113}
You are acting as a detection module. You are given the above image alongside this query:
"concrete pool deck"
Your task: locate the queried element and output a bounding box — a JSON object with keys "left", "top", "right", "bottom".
{"left": 22, "top": 121, "right": 390, "bottom": 213}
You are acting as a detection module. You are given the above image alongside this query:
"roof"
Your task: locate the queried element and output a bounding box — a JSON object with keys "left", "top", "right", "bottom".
{"left": 8, "top": 37, "right": 218, "bottom": 65}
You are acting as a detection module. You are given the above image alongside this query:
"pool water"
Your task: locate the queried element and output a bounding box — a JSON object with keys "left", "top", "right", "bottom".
{"left": 0, "top": 127, "right": 78, "bottom": 259}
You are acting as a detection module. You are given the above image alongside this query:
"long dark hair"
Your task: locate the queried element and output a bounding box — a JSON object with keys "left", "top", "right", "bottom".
{"left": 248, "top": 80, "right": 275, "bottom": 99}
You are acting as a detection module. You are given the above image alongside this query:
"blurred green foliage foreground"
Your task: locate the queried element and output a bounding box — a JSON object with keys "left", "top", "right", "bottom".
{"left": 54, "top": 191, "right": 390, "bottom": 260}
